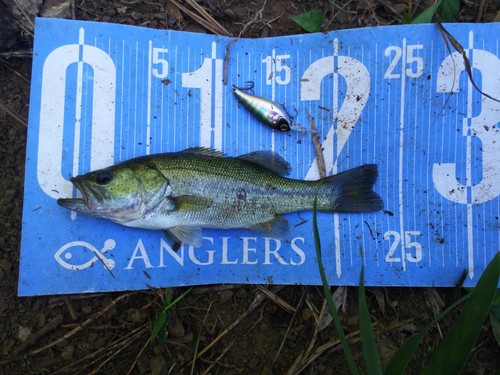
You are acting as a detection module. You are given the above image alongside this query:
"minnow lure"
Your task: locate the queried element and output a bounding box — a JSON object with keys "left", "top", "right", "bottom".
{"left": 232, "top": 82, "right": 294, "bottom": 132}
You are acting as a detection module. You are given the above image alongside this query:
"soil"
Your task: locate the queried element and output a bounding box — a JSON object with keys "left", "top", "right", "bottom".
{"left": 0, "top": 1, "right": 499, "bottom": 374}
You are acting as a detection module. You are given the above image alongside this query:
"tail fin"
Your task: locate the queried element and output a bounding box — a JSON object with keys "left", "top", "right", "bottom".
{"left": 320, "top": 164, "right": 383, "bottom": 212}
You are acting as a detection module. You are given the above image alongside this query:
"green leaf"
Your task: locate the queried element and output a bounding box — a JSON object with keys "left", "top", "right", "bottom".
{"left": 312, "top": 196, "right": 359, "bottom": 375}
{"left": 411, "top": 0, "right": 443, "bottom": 24}
{"left": 491, "top": 289, "right": 500, "bottom": 308}
{"left": 490, "top": 311, "right": 500, "bottom": 347}
{"left": 358, "top": 265, "right": 383, "bottom": 375}
{"left": 422, "top": 252, "right": 500, "bottom": 375}
{"left": 401, "top": 11, "right": 413, "bottom": 24}
{"left": 410, "top": 0, "right": 459, "bottom": 24}
{"left": 384, "top": 294, "right": 469, "bottom": 375}
{"left": 439, "top": 0, "right": 460, "bottom": 22}
{"left": 291, "top": 9, "right": 324, "bottom": 33}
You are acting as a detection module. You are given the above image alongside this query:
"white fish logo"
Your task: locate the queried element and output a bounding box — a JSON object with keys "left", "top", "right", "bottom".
{"left": 54, "top": 239, "right": 116, "bottom": 271}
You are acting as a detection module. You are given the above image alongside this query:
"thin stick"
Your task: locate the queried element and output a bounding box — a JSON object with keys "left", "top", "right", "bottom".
{"left": 238, "top": 0, "right": 268, "bottom": 38}
{"left": 185, "top": 0, "right": 231, "bottom": 36}
{"left": 192, "top": 286, "right": 283, "bottom": 362}
{"left": 271, "top": 289, "right": 306, "bottom": 367}
{"left": 51, "top": 324, "right": 147, "bottom": 375}
{"left": 27, "top": 293, "right": 131, "bottom": 357}
{"left": 223, "top": 39, "right": 238, "bottom": 85}
{"left": 12, "top": 0, "right": 35, "bottom": 32}
{"left": 170, "top": 0, "right": 230, "bottom": 36}
{"left": 191, "top": 301, "right": 213, "bottom": 375}
{"left": 0, "top": 99, "right": 27, "bottom": 127}
{"left": 292, "top": 318, "right": 415, "bottom": 373}
{"left": 200, "top": 343, "right": 234, "bottom": 375}
{"left": 5, "top": 315, "right": 64, "bottom": 362}
{"left": 308, "top": 113, "right": 327, "bottom": 178}
{"left": 256, "top": 285, "right": 295, "bottom": 313}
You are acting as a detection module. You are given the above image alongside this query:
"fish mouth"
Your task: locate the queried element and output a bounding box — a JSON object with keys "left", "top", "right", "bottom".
{"left": 57, "top": 177, "right": 108, "bottom": 214}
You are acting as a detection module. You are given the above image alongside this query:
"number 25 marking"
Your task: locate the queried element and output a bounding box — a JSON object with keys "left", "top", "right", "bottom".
{"left": 384, "top": 44, "right": 424, "bottom": 79}
{"left": 385, "top": 230, "right": 423, "bottom": 265}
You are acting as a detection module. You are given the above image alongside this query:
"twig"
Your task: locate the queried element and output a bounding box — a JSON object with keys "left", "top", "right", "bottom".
{"left": 256, "top": 285, "right": 295, "bottom": 313}
{"left": 27, "top": 293, "right": 131, "bottom": 357}
{"left": 291, "top": 318, "right": 415, "bottom": 373}
{"left": 191, "top": 301, "right": 214, "bottom": 375}
{"left": 238, "top": 0, "right": 268, "bottom": 38}
{"left": 223, "top": 39, "right": 238, "bottom": 85}
{"left": 190, "top": 286, "right": 283, "bottom": 364}
{"left": 200, "top": 342, "right": 234, "bottom": 375}
{"left": 70, "top": 0, "right": 76, "bottom": 20}
{"left": 435, "top": 17, "right": 500, "bottom": 103}
{"left": 63, "top": 297, "right": 78, "bottom": 320}
{"left": 5, "top": 315, "right": 64, "bottom": 362}
{"left": 0, "top": 50, "right": 33, "bottom": 58}
{"left": 271, "top": 289, "right": 306, "bottom": 368}
{"left": 307, "top": 113, "right": 326, "bottom": 178}
{"left": 126, "top": 336, "right": 151, "bottom": 375}
{"left": 12, "top": 0, "right": 35, "bottom": 33}
{"left": 170, "top": 0, "right": 231, "bottom": 36}
{"left": 88, "top": 325, "right": 146, "bottom": 375}
{"left": 185, "top": 0, "right": 231, "bottom": 36}
{"left": 0, "top": 99, "right": 27, "bottom": 127}
{"left": 51, "top": 323, "right": 147, "bottom": 375}
{"left": 476, "top": 0, "right": 486, "bottom": 22}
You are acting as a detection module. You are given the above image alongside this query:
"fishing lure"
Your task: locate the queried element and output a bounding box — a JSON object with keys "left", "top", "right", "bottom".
{"left": 232, "top": 82, "right": 297, "bottom": 132}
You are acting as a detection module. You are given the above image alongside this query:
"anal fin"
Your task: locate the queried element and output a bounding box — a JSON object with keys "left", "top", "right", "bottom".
{"left": 248, "top": 216, "right": 290, "bottom": 239}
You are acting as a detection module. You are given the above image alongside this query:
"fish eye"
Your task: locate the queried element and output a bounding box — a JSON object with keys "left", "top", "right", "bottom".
{"left": 95, "top": 171, "right": 113, "bottom": 185}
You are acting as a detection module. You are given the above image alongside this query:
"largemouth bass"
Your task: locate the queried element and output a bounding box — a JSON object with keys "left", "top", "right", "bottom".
{"left": 57, "top": 147, "right": 383, "bottom": 247}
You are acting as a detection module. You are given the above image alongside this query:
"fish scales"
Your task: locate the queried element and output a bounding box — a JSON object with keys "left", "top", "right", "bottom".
{"left": 58, "top": 148, "right": 383, "bottom": 246}
{"left": 148, "top": 153, "right": 327, "bottom": 227}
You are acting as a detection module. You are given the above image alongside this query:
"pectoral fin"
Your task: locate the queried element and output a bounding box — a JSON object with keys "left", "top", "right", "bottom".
{"left": 167, "top": 226, "right": 203, "bottom": 247}
{"left": 248, "top": 216, "right": 290, "bottom": 239}
{"left": 172, "top": 195, "right": 213, "bottom": 212}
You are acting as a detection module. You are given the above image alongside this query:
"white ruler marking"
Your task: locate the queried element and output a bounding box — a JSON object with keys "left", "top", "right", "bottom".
{"left": 399, "top": 38, "right": 407, "bottom": 271}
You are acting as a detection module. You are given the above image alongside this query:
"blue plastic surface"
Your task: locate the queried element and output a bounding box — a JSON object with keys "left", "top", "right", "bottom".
{"left": 19, "top": 18, "right": 500, "bottom": 295}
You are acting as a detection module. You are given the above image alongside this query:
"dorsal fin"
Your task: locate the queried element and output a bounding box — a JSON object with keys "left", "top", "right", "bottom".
{"left": 237, "top": 151, "right": 292, "bottom": 176}
{"left": 180, "top": 147, "right": 226, "bottom": 158}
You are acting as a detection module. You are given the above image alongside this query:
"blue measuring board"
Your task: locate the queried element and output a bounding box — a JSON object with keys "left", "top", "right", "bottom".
{"left": 19, "top": 18, "right": 500, "bottom": 296}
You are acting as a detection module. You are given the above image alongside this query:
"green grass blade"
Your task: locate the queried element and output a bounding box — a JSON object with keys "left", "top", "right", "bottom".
{"left": 313, "top": 196, "right": 359, "bottom": 375}
{"left": 384, "top": 294, "right": 469, "bottom": 375}
{"left": 439, "top": 0, "right": 460, "bottom": 22}
{"left": 411, "top": 0, "right": 443, "bottom": 23}
{"left": 422, "top": 252, "right": 500, "bottom": 375}
{"left": 150, "top": 287, "right": 193, "bottom": 343}
{"left": 150, "top": 310, "right": 168, "bottom": 342}
{"left": 358, "top": 265, "right": 383, "bottom": 375}
{"left": 490, "top": 311, "right": 500, "bottom": 347}
{"left": 164, "top": 287, "right": 192, "bottom": 310}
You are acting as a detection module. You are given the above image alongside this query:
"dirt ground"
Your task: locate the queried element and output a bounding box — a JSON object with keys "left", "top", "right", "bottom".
{"left": 1, "top": 0, "right": 499, "bottom": 374}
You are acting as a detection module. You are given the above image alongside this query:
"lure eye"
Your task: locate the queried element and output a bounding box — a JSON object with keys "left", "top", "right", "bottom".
{"left": 278, "top": 120, "right": 291, "bottom": 132}
{"left": 95, "top": 171, "right": 113, "bottom": 185}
